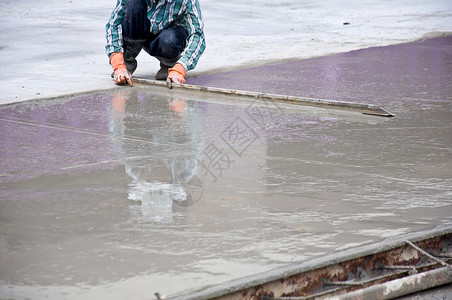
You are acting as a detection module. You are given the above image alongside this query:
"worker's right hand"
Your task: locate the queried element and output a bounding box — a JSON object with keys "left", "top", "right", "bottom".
{"left": 114, "top": 67, "right": 133, "bottom": 86}
{"left": 110, "top": 52, "right": 133, "bottom": 86}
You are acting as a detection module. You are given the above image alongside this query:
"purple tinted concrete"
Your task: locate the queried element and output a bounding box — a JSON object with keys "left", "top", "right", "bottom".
{"left": 0, "top": 95, "right": 118, "bottom": 183}
{"left": 188, "top": 36, "right": 452, "bottom": 111}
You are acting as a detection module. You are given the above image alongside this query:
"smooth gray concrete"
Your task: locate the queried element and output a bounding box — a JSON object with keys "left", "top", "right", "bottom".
{"left": 1, "top": 37, "right": 452, "bottom": 299}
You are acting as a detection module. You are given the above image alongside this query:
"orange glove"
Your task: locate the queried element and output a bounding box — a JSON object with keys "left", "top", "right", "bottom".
{"left": 110, "top": 52, "right": 133, "bottom": 86}
{"left": 168, "top": 63, "right": 186, "bottom": 84}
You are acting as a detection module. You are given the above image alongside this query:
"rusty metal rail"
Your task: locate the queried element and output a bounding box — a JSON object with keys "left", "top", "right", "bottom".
{"left": 332, "top": 265, "right": 452, "bottom": 300}
{"left": 168, "top": 226, "right": 452, "bottom": 300}
{"left": 265, "top": 238, "right": 452, "bottom": 300}
{"left": 405, "top": 240, "right": 450, "bottom": 267}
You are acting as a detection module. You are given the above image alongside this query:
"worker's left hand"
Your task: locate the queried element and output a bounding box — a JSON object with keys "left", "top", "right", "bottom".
{"left": 168, "top": 63, "right": 186, "bottom": 84}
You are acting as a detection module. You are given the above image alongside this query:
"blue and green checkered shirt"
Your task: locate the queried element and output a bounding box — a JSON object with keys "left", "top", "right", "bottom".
{"left": 106, "top": 0, "right": 206, "bottom": 71}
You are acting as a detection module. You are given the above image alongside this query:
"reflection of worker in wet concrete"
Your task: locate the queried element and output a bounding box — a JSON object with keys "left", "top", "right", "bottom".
{"left": 109, "top": 90, "right": 204, "bottom": 221}
{"left": 106, "top": 0, "right": 206, "bottom": 86}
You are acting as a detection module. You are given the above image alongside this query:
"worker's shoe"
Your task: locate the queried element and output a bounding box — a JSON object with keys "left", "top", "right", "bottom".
{"left": 154, "top": 55, "right": 181, "bottom": 81}
{"left": 155, "top": 63, "right": 170, "bottom": 80}
{"left": 124, "top": 39, "right": 144, "bottom": 73}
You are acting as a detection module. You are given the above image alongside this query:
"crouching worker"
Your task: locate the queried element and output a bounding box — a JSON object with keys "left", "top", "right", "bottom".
{"left": 106, "top": 0, "right": 206, "bottom": 86}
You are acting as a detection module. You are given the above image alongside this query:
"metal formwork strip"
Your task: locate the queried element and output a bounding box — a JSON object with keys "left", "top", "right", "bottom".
{"left": 134, "top": 78, "right": 394, "bottom": 117}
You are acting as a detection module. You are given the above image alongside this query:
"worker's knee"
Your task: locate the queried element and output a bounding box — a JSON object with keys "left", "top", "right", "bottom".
{"left": 157, "top": 26, "right": 188, "bottom": 59}
{"left": 158, "top": 33, "right": 181, "bottom": 58}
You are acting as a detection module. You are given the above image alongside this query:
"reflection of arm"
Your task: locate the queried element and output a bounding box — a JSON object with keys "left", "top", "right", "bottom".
{"left": 109, "top": 91, "right": 127, "bottom": 152}
{"left": 105, "top": 0, "right": 126, "bottom": 57}
{"left": 178, "top": 0, "right": 206, "bottom": 71}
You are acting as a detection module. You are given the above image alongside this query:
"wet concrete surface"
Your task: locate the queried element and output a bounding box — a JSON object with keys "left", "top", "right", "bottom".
{"left": 0, "top": 37, "right": 452, "bottom": 299}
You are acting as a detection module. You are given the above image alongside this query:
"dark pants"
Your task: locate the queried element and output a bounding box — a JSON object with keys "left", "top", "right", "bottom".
{"left": 121, "top": 0, "right": 188, "bottom": 72}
